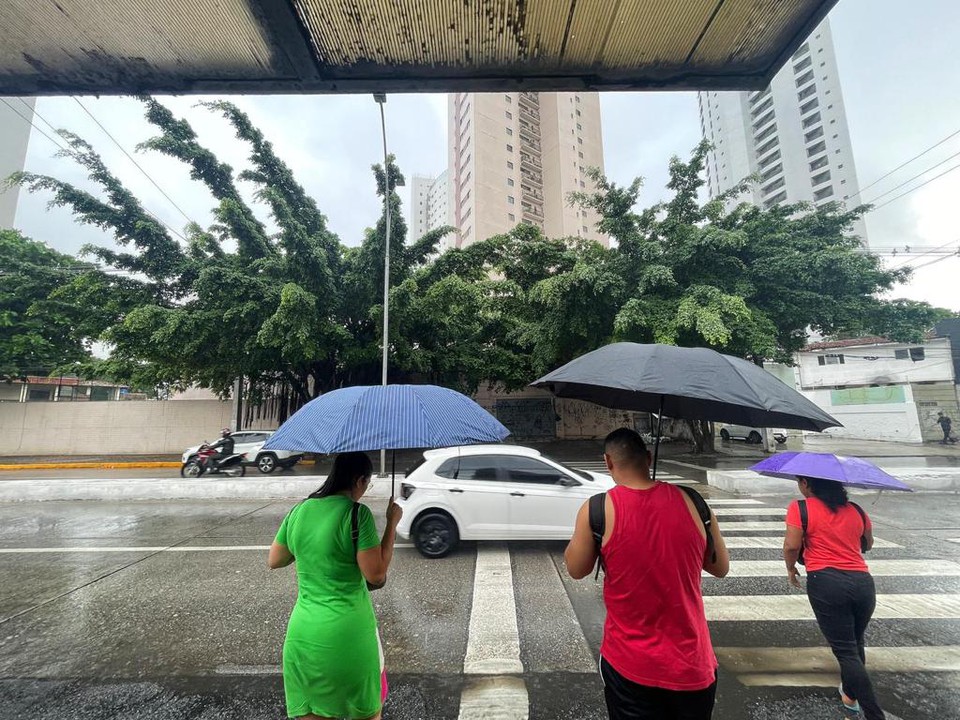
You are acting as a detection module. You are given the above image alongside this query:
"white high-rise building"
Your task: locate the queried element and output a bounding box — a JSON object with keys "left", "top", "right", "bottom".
{"left": 697, "top": 19, "right": 867, "bottom": 244}
{"left": 410, "top": 171, "right": 450, "bottom": 246}
{"left": 0, "top": 97, "right": 35, "bottom": 229}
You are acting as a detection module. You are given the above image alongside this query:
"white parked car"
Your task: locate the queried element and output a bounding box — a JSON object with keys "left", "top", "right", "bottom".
{"left": 718, "top": 424, "right": 787, "bottom": 445}
{"left": 181, "top": 430, "right": 302, "bottom": 474}
{"left": 396, "top": 444, "right": 614, "bottom": 558}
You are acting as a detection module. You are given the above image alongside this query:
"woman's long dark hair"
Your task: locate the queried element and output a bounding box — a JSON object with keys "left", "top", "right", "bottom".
{"left": 802, "top": 475, "right": 849, "bottom": 512}
{"left": 309, "top": 452, "right": 373, "bottom": 499}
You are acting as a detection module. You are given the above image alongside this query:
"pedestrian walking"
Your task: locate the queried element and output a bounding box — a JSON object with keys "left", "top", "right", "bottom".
{"left": 937, "top": 411, "right": 955, "bottom": 444}
{"left": 565, "top": 428, "right": 730, "bottom": 720}
{"left": 268, "top": 451, "right": 402, "bottom": 720}
{"left": 783, "top": 476, "right": 884, "bottom": 720}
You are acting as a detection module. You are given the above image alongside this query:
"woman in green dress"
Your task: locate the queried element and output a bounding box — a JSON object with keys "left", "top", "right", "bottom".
{"left": 269, "top": 452, "right": 402, "bottom": 720}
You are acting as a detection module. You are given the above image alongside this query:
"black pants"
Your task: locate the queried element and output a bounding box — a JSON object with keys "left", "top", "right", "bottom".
{"left": 599, "top": 656, "right": 716, "bottom": 720}
{"left": 942, "top": 426, "right": 953, "bottom": 443}
{"left": 807, "top": 568, "right": 885, "bottom": 720}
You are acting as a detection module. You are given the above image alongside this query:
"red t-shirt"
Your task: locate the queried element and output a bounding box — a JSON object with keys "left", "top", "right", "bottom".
{"left": 599, "top": 483, "right": 717, "bottom": 691}
{"left": 786, "top": 496, "right": 871, "bottom": 572}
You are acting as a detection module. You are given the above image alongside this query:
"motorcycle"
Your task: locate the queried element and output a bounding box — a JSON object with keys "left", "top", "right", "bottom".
{"left": 180, "top": 443, "right": 247, "bottom": 478}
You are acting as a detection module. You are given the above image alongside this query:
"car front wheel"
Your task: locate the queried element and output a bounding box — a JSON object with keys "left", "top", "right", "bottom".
{"left": 719, "top": 429, "right": 730, "bottom": 442}
{"left": 413, "top": 512, "right": 459, "bottom": 558}
{"left": 748, "top": 431, "right": 762, "bottom": 444}
{"left": 257, "top": 453, "right": 278, "bottom": 474}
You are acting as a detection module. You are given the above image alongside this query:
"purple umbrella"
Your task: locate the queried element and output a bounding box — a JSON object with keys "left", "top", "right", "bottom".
{"left": 750, "top": 452, "right": 912, "bottom": 492}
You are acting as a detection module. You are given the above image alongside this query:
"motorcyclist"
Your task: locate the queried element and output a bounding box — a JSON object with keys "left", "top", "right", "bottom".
{"left": 206, "top": 428, "right": 236, "bottom": 470}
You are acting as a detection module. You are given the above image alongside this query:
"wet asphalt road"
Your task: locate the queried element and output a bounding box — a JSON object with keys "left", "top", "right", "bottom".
{"left": 1, "top": 462, "right": 959, "bottom": 719}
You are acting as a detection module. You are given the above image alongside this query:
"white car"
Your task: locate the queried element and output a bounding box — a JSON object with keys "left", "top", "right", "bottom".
{"left": 718, "top": 424, "right": 787, "bottom": 445}
{"left": 181, "top": 430, "right": 302, "bottom": 474}
{"left": 396, "top": 444, "right": 614, "bottom": 558}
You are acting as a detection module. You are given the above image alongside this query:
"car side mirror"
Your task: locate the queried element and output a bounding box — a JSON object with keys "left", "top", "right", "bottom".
{"left": 558, "top": 476, "right": 580, "bottom": 487}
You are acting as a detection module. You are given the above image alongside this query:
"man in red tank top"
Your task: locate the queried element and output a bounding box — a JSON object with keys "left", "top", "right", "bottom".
{"left": 565, "top": 428, "right": 730, "bottom": 720}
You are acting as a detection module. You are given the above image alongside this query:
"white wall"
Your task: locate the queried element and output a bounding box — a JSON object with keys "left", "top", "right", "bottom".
{"left": 0, "top": 400, "right": 236, "bottom": 455}
{"left": 798, "top": 338, "right": 954, "bottom": 389}
{"left": 801, "top": 385, "right": 923, "bottom": 443}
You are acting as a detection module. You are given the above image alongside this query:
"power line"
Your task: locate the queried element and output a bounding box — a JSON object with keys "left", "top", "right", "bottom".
{"left": 868, "top": 161, "right": 960, "bottom": 214}
{"left": 853, "top": 127, "right": 960, "bottom": 199}
{"left": 3, "top": 98, "right": 188, "bottom": 244}
{"left": 888, "top": 237, "right": 960, "bottom": 270}
{"left": 72, "top": 97, "right": 195, "bottom": 224}
{"left": 863, "top": 147, "right": 960, "bottom": 206}
{"left": 900, "top": 252, "right": 959, "bottom": 273}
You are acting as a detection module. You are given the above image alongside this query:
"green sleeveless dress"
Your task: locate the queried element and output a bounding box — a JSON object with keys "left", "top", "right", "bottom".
{"left": 275, "top": 495, "right": 382, "bottom": 718}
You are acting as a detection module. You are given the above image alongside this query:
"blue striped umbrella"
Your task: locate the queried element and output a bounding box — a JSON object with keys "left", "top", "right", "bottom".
{"left": 262, "top": 384, "right": 510, "bottom": 455}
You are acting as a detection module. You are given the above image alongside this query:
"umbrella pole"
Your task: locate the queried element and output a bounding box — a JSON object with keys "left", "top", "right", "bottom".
{"left": 652, "top": 396, "right": 664, "bottom": 481}
{"left": 391, "top": 449, "right": 396, "bottom": 498}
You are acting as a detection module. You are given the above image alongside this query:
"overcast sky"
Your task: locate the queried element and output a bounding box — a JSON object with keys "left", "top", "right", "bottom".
{"left": 13, "top": 0, "right": 960, "bottom": 312}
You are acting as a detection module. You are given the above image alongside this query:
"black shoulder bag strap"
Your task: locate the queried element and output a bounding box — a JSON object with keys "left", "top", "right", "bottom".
{"left": 588, "top": 492, "right": 606, "bottom": 580}
{"left": 850, "top": 502, "right": 870, "bottom": 552}
{"left": 351, "top": 502, "right": 386, "bottom": 590}
{"left": 797, "top": 499, "right": 808, "bottom": 566}
{"left": 677, "top": 485, "right": 716, "bottom": 564}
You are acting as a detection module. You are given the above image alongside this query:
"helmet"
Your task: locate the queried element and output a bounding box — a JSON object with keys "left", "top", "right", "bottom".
{"left": 221, "top": 427, "right": 232, "bottom": 437}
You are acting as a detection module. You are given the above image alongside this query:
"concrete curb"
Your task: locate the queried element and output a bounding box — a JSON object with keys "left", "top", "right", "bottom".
{"left": 707, "top": 468, "right": 960, "bottom": 495}
{"left": 0, "top": 461, "right": 182, "bottom": 471}
{"left": 0, "top": 475, "right": 397, "bottom": 502}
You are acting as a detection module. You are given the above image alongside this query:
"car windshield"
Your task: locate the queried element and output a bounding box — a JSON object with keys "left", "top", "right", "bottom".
{"left": 553, "top": 460, "right": 593, "bottom": 481}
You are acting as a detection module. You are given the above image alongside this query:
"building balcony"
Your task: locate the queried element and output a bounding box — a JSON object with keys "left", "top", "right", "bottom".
{"left": 519, "top": 120, "right": 540, "bottom": 138}
{"left": 522, "top": 205, "right": 543, "bottom": 220}
{"left": 522, "top": 188, "right": 544, "bottom": 203}
{"left": 521, "top": 169, "right": 543, "bottom": 188}
{"left": 520, "top": 138, "right": 541, "bottom": 153}
{"left": 520, "top": 153, "right": 542, "bottom": 170}
{"left": 519, "top": 106, "right": 541, "bottom": 122}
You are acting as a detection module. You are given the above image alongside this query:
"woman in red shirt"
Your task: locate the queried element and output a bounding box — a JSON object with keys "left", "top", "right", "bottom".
{"left": 783, "top": 476, "right": 884, "bottom": 720}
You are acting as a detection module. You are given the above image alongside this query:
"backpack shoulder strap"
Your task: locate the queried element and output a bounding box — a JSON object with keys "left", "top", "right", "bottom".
{"left": 677, "top": 485, "right": 716, "bottom": 564}
{"left": 351, "top": 501, "right": 361, "bottom": 551}
{"left": 798, "top": 499, "right": 808, "bottom": 532}
{"left": 850, "top": 501, "right": 869, "bottom": 551}
{"left": 588, "top": 492, "right": 606, "bottom": 580}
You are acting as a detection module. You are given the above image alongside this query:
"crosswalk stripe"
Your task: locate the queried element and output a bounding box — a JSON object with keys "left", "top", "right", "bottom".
{"left": 708, "top": 559, "right": 960, "bottom": 577}
{"left": 704, "top": 499, "right": 764, "bottom": 506}
{"left": 713, "top": 521, "right": 786, "bottom": 531}
{"left": 706, "top": 593, "right": 960, "bottom": 621}
{"left": 713, "top": 508, "right": 786, "bottom": 516}
{"left": 723, "top": 536, "right": 901, "bottom": 549}
{"left": 458, "top": 676, "right": 529, "bottom": 720}
{"left": 463, "top": 544, "right": 523, "bottom": 675}
{"left": 717, "top": 646, "right": 960, "bottom": 673}
{"left": 948, "top": 539, "right": 960, "bottom": 545}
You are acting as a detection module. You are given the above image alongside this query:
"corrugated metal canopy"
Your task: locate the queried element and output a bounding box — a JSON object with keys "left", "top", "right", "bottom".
{"left": 0, "top": 0, "right": 837, "bottom": 95}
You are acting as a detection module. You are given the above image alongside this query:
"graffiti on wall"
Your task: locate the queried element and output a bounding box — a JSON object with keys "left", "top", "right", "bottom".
{"left": 494, "top": 398, "right": 556, "bottom": 437}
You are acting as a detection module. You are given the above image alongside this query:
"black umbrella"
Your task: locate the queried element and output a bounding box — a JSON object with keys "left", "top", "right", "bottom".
{"left": 531, "top": 343, "right": 841, "bottom": 477}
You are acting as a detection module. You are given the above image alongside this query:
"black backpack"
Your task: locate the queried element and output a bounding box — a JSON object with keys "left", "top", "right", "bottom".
{"left": 796, "top": 499, "right": 868, "bottom": 566}
{"left": 588, "top": 485, "right": 716, "bottom": 579}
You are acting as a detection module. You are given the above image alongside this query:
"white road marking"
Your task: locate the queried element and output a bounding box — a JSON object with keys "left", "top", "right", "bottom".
{"left": 703, "top": 499, "right": 764, "bottom": 506}
{"left": 716, "top": 521, "right": 790, "bottom": 531}
{"left": 948, "top": 539, "right": 960, "bottom": 545}
{"left": 717, "top": 646, "right": 960, "bottom": 674}
{"left": 216, "top": 664, "right": 280, "bottom": 675}
{"left": 709, "top": 559, "right": 960, "bottom": 577}
{"left": 463, "top": 544, "right": 523, "bottom": 675}
{"left": 706, "top": 593, "right": 960, "bottom": 621}
{"left": 458, "top": 676, "right": 529, "bottom": 720}
{"left": 723, "top": 536, "right": 901, "bottom": 549}
{"left": 0, "top": 543, "right": 415, "bottom": 553}
{"left": 713, "top": 507, "right": 786, "bottom": 516}
{"left": 738, "top": 673, "right": 837, "bottom": 687}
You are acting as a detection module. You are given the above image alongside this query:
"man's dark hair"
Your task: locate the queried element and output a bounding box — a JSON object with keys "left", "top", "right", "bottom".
{"left": 603, "top": 428, "right": 649, "bottom": 468}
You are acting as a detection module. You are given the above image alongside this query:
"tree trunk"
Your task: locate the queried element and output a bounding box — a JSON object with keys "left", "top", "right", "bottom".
{"left": 687, "top": 419, "right": 716, "bottom": 454}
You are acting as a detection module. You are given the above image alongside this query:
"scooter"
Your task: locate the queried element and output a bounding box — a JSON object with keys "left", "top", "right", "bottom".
{"left": 180, "top": 444, "right": 247, "bottom": 478}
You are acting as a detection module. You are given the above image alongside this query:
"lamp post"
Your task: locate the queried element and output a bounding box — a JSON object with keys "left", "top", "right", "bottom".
{"left": 374, "top": 92, "right": 390, "bottom": 478}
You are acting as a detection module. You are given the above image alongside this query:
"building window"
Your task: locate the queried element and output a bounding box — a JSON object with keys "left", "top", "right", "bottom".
{"left": 577, "top": 137, "right": 583, "bottom": 144}
{"left": 576, "top": 123, "right": 582, "bottom": 130}
{"left": 810, "top": 155, "right": 829, "bottom": 171}
{"left": 507, "top": 161, "right": 514, "bottom": 169}
{"left": 579, "top": 151, "right": 584, "bottom": 159}
{"left": 817, "top": 354, "right": 845, "bottom": 366}
{"left": 576, "top": 109, "right": 581, "bottom": 117}
{"left": 576, "top": 95, "right": 581, "bottom": 103}
{"left": 895, "top": 348, "right": 926, "bottom": 361}
{"left": 763, "top": 190, "right": 788, "bottom": 208}
{"left": 798, "top": 85, "right": 817, "bottom": 102}
{"left": 756, "top": 124, "right": 777, "bottom": 142}
{"left": 508, "top": 213, "right": 515, "bottom": 222}
{"left": 793, "top": 56, "right": 813, "bottom": 73}
{"left": 813, "top": 185, "right": 834, "bottom": 201}
{"left": 807, "top": 140, "right": 827, "bottom": 157}
{"left": 802, "top": 112, "right": 822, "bottom": 129}
{"left": 506, "top": 144, "right": 513, "bottom": 153}
{"left": 762, "top": 176, "right": 785, "bottom": 195}
{"left": 505, "top": 94, "right": 512, "bottom": 103}
{"left": 795, "top": 69, "right": 815, "bottom": 87}
{"left": 462, "top": 207, "right": 471, "bottom": 220}
{"left": 800, "top": 97, "right": 820, "bottom": 115}
{"left": 506, "top": 127, "right": 513, "bottom": 136}
{"left": 507, "top": 195, "right": 515, "bottom": 204}
{"left": 792, "top": 42, "right": 810, "bottom": 59}
{"left": 505, "top": 111, "right": 512, "bottom": 120}
{"left": 579, "top": 180, "right": 586, "bottom": 188}
{"left": 811, "top": 170, "right": 831, "bottom": 186}
{"left": 507, "top": 178, "right": 514, "bottom": 186}
{"left": 805, "top": 126, "right": 825, "bottom": 143}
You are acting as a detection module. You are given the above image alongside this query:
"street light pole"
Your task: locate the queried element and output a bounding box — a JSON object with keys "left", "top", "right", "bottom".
{"left": 374, "top": 93, "right": 390, "bottom": 478}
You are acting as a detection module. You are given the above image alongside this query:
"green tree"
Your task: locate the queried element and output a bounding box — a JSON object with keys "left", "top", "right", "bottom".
{"left": 0, "top": 229, "right": 93, "bottom": 379}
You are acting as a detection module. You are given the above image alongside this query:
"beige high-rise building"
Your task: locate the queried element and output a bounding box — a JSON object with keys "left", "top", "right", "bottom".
{"left": 448, "top": 91, "right": 606, "bottom": 249}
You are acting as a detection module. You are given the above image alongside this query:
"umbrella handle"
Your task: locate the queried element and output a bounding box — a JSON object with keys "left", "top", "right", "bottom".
{"left": 652, "top": 396, "right": 664, "bottom": 481}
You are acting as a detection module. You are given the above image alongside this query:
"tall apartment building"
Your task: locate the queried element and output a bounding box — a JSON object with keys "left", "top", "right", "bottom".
{"left": 410, "top": 170, "right": 450, "bottom": 246}
{"left": 448, "top": 91, "right": 606, "bottom": 249}
{"left": 697, "top": 19, "right": 867, "bottom": 243}
{"left": 0, "top": 97, "right": 35, "bottom": 229}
